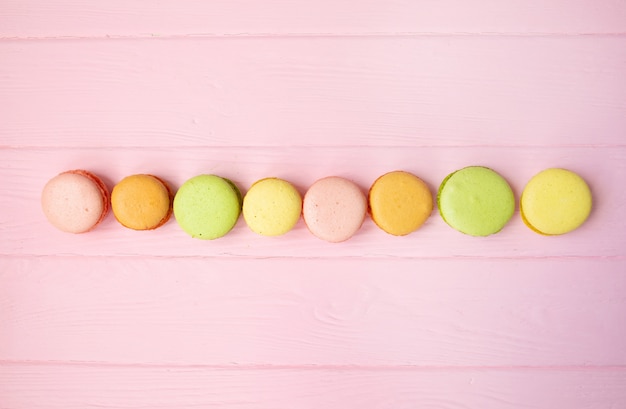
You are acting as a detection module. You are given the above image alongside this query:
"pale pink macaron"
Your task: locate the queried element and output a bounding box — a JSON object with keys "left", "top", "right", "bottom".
{"left": 303, "top": 176, "right": 367, "bottom": 242}
{"left": 41, "top": 170, "right": 110, "bottom": 233}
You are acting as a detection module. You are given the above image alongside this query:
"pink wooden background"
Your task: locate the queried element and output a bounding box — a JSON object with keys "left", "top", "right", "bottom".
{"left": 1, "top": 1, "right": 626, "bottom": 407}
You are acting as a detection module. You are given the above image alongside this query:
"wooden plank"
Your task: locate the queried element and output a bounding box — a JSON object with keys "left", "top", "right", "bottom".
{"left": 1, "top": 363, "right": 625, "bottom": 409}
{"left": 1, "top": 37, "right": 625, "bottom": 148}
{"left": 2, "top": 0, "right": 626, "bottom": 38}
{"left": 1, "top": 257, "right": 624, "bottom": 366}
{"left": 0, "top": 146, "right": 623, "bottom": 258}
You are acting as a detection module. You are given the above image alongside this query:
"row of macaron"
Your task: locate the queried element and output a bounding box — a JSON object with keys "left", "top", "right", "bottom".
{"left": 41, "top": 166, "right": 593, "bottom": 241}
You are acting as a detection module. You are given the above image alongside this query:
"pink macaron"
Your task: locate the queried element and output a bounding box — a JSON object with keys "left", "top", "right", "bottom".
{"left": 41, "top": 170, "right": 110, "bottom": 233}
{"left": 303, "top": 176, "right": 367, "bottom": 242}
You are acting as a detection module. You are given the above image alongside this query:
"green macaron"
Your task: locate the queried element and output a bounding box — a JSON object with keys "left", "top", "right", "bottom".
{"left": 173, "top": 174, "right": 242, "bottom": 239}
{"left": 437, "top": 166, "right": 515, "bottom": 236}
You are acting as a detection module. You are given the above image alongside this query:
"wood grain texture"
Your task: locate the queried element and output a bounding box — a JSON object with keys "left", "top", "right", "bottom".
{"left": 2, "top": 0, "right": 626, "bottom": 38}
{"left": 1, "top": 257, "right": 624, "bottom": 366}
{"left": 2, "top": 0, "right": 626, "bottom": 407}
{"left": 0, "top": 146, "right": 623, "bottom": 258}
{"left": 1, "top": 37, "right": 625, "bottom": 148}
{"left": 1, "top": 363, "right": 625, "bottom": 409}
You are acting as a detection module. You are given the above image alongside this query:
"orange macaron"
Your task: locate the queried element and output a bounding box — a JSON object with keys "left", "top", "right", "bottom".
{"left": 368, "top": 171, "right": 433, "bottom": 236}
{"left": 111, "top": 174, "right": 173, "bottom": 230}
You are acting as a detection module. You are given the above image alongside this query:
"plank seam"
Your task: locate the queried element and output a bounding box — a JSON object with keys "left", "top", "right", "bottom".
{"left": 1, "top": 360, "right": 626, "bottom": 371}
{"left": 1, "top": 32, "right": 626, "bottom": 42}
{"left": 1, "top": 254, "right": 624, "bottom": 261}
{"left": 3, "top": 144, "right": 626, "bottom": 150}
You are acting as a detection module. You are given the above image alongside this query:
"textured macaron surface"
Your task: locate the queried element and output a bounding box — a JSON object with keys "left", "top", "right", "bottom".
{"left": 243, "top": 178, "right": 302, "bottom": 236}
{"left": 437, "top": 166, "right": 515, "bottom": 236}
{"left": 173, "top": 174, "right": 241, "bottom": 239}
{"left": 111, "top": 174, "right": 172, "bottom": 230}
{"left": 41, "top": 171, "right": 109, "bottom": 233}
{"left": 368, "top": 171, "right": 433, "bottom": 236}
{"left": 520, "top": 168, "right": 592, "bottom": 235}
{"left": 303, "top": 176, "right": 367, "bottom": 242}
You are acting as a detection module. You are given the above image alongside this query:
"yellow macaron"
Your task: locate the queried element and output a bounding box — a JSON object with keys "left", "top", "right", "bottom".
{"left": 111, "top": 174, "right": 173, "bottom": 230}
{"left": 368, "top": 171, "right": 433, "bottom": 236}
{"left": 243, "top": 177, "right": 302, "bottom": 236}
{"left": 520, "top": 168, "right": 592, "bottom": 235}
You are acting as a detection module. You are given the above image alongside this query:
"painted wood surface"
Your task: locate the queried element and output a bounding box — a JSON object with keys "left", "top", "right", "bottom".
{"left": 2, "top": 37, "right": 625, "bottom": 148}
{"left": 2, "top": 0, "right": 626, "bottom": 37}
{"left": 1, "top": 364, "right": 626, "bottom": 409}
{"left": 1, "top": 257, "right": 625, "bottom": 366}
{"left": 1, "top": 146, "right": 624, "bottom": 258}
{"left": 1, "top": 1, "right": 625, "bottom": 408}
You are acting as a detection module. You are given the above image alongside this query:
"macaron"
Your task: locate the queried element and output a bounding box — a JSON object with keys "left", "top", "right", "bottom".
{"left": 173, "top": 174, "right": 242, "bottom": 240}
{"left": 520, "top": 168, "right": 592, "bottom": 235}
{"left": 111, "top": 174, "right": 173, "bottom": 230}
{"left": 243, "top": 177, "right": 302, "bottom": 236}
{"left": 437, "top": 166, "right": 515, "bottom": 236}
{"left": 368, "top": 171, "right": 433, "bottom": 236}
{"left": 303, "top": 176, "right": 367, "bottom": 242}
{"left": 41, "top": 170, "right": 110, "bottom": 233}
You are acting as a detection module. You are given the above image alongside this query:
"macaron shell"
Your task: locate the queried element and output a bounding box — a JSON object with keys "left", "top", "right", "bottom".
{"left": 368, "top": 171, "right": 433, "bottom": 236}
{"left": 437, "top": 166, "right": 515, "bottom": 237}
{"left": 520, "top": 168, "right": 592, "bottom": 235}
{"left": 224, "top": 177, "right": 243, "bottom": 209}
{"left": 303, "top": 176, "right": 367, "bottom": 243}
{"left": 41, "top": 170, "right": 110, "bottom": 233}
{"left": 173, "top": 174, "right": 241, "bottom": 240}
{"left": 111, "top": 174, "right": 173, "bottom": 230}
{"left": 243, "top": 178, "right": 302, "bottom": 236}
